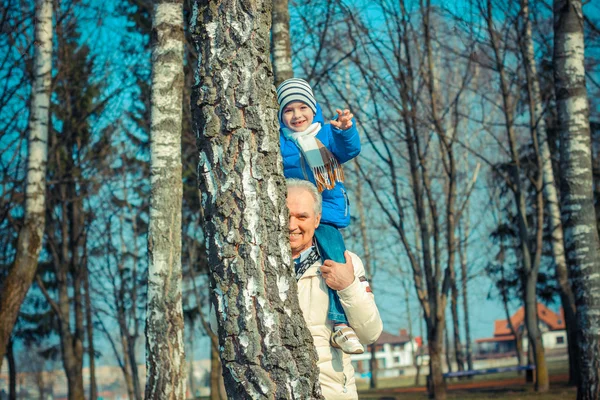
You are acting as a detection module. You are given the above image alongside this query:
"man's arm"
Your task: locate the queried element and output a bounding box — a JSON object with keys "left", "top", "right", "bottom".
{"left": 336, "top": 252, "right": 383, "bottom": 344}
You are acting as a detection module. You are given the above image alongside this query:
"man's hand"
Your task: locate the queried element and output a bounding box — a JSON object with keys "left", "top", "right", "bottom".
{"left": 330, "top": 109, "right": 354, "bottom": 131}
{"left": 320, "top": 251, "right": 355, "bottom": 291}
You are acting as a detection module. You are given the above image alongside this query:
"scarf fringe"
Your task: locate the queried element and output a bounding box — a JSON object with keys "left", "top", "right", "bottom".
{"left": 312, "top": 158, "right": 345, "bottom": 193}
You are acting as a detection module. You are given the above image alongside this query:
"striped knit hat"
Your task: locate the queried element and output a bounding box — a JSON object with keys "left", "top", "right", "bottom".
{"left": 276, "top": 78, "right": 317, "bottom": 122}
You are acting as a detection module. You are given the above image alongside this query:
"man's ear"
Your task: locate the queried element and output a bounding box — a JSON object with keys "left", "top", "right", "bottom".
{"left": 315, "top": 213, "right": 321, "bottom": 228}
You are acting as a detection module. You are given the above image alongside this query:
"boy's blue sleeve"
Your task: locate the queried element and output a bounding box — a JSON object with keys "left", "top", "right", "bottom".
{"left": 328, "top": 119, "right": 361, "bottom": 163}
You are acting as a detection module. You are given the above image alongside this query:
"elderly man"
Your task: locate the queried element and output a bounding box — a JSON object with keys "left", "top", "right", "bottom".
{"left": 286, "top": 178, "right": 383, "bottom": 399}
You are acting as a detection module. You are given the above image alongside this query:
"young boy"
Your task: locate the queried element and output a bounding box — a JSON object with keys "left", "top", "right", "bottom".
{"left": 277, "top": 78, "right": 364, "bottom": 354}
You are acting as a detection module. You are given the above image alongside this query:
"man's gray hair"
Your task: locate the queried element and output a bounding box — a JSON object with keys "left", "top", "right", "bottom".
{"left": 286, "top": 178, "right": 322, "bottom": 215}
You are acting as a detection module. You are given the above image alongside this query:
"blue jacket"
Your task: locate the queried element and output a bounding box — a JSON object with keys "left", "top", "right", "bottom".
{"left": 280, "top": 103, "right": 361, "bottom": 228}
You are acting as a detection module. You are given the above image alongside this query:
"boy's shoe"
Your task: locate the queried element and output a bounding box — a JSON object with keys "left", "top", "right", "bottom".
{"left": 330, "top": 326, "right": 364, "bottom": 354}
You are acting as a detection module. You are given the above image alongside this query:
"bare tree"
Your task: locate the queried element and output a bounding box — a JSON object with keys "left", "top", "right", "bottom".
{"left": 272, "top": 0, "right": 294, "bottom": 86}
{"left": 481, "top": 0, "right": 549, "bottom": 390}
{"left": 191, "top": 0, "right": 322, "bottom": 397}
{"left": 349, "top": 159, "right": 378, "bottom": 389}
{"left": 0, "top": 0, "right": 52, "bottom": 368}
{"left": 554, "top": 0, "right": 600, "bottom": 398}
{"left": 517, "top": 0, "right": 579, "bottom": 385}
{"left": 144, "top": 0, "right": 186, "bottom": 398}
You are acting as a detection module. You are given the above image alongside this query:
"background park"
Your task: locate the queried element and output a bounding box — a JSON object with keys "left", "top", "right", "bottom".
{"left": 0, "top": 0, "right": 599, "bottom": 399}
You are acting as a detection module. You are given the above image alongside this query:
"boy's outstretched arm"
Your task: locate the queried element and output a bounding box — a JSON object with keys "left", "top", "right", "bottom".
{"left": 329, "top": 108, "right": 361, "bottom": 163}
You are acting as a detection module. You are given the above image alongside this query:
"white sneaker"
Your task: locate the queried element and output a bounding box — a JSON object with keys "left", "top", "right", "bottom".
{"left": 331, "top": 327, "right": 364, "bottom": 354}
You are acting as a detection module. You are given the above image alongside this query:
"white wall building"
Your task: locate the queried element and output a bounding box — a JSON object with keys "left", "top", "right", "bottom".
{"left": 351, "top": 329, "right": 422, "bottom": 379}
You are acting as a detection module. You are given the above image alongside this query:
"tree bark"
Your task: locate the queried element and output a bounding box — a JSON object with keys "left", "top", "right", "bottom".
{"left": 7, "top": 339, "right": 16, "bottom": 400}
{"left": 271, "top": 0, "right": 294, "bottom": 86}
{"left": 554, "top": 1, "right": 600, "bottom": 398}
{"left": 0, "top": 0, "right": 52, "bottom": 369}
{"left": 191, "top": 0, "right": 322, "bottom": 397}
{"left": 210, "top": 335, "right": 226, "bottom": 400}
{"left": 519, "top": 0, "right": 579, "bottom": 385}
{"left": 84, "top": 266, "right": 98, "bottom": 400}
{"left": 458, "top": 220, "right": 473, "bottom": 373}
{"left": 428, "top": 322, "right": 446, "bottom": 399}
{"left": 444, "top": 322, "right": 452, "bottom": 374}
{"left": 144, "top": 0, "right": 186, "bottom": 398}
{"left": 122, "top": 331, "right": 137, "bottom": 400}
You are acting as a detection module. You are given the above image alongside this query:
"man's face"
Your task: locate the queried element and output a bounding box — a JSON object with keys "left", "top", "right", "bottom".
{"left": 287, "top": 186, "right": 321, "bottom": 259}
{"left": 281, "top": 101, "right": 315, "bottom": 132}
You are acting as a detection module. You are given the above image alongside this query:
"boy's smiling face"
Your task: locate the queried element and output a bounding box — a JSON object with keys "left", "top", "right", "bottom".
{"left": 282, "top": 101, "right": 315, "bottom": 132}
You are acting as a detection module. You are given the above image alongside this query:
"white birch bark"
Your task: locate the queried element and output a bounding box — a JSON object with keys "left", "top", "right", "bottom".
{"left": 554, "top": 0, "right": 600, "bottom": 397}
{"left": 191, "top": 0, "right": 322, "bottom": 397}
{"left": 271, "top": 0, "right": 294, "bottom": 86}
{"left": 0, "top": 0, "right": 52, "bottom": 369}
{"left": 145, "top": 1, "right": 186, "bottom": 399}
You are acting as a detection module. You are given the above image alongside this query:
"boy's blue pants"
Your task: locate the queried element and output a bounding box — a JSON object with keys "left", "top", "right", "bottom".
{"left": 315, "top": 223, "right": 349, "bottom": 324}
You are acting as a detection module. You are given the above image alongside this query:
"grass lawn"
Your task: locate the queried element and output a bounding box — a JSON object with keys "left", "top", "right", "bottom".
{"left": 357, "top": 359, "right": 575, "bottom": 399}
{"left": 358, "top": 384, "right": 576, "bottom": 400}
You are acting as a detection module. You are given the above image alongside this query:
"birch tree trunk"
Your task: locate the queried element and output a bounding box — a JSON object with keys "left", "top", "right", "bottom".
{"left": 144, "top": 0, "right": 186, "bottom": 398}
{"left": 0, "top": 0, "right": 52, "bottom": 369}
{"left": 554, "top": 1, "right": 600, "bottom": 397}
{"left": 519, "top": 0, "right": 579, "bottom": 385}
{"left": 271, "top": 0, "right": 294, "bottom": 86}
{"left": 191, "top": 0, "right": 322, "bottom": 397}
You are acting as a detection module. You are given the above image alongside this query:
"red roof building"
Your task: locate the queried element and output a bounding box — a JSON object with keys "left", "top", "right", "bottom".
{"left": 475, "top": 304, "right": 568, "bottom": 357}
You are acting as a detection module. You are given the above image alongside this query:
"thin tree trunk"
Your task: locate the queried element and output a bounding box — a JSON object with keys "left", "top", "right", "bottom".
{"left": 188, "top": 321, "right": 196, "bottom": 398}
{"left": 444, "top": 322, "right": 452, "bottom": 374}
{"left": 121, "top": 332, "right": 136, "bottom": 400}
{"left": 449, "top": 279, "right": 464, "bottom": 373}
{"left": 271, "top": 0, "right": 294, "bottom": 86}
{"left": 0, "top": 0, "right": 52, "bottom": 369}
{"left": 554, "top": 1, "right": 600, "bottom": 397}
{"left": 144, "top": 0, "right": 186, "bottom": 398}
{"left": 191, "top": 0, "right": 322, "bottom": 398}
{"left": 415, "top": 309, "right": 424, "bottom": 386}
{"left": 210, "top": 336, "right": 226, "bottom": 400}
{"left": 128, "top": 339, "right": 142, "bottom": 400}
{"left": 402, "top": 282, "right": 417, "bottom": 387}
{"left": 7, "top": 339, "right": 16, "bottom": 400}
{"left": 84, "top": 267, "right": 98, "bottom": 400}
{"left": 352, "top": 160, "right": 378, "bottom": 389}
{"left": 519, "top": 0, "right": 579, "bottom": 385}
{"left": 458, "top": 219, "right": 473, "bottom": 373}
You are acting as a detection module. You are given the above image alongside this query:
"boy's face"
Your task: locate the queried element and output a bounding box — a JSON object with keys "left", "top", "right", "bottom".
{"left": 281, "top": 101, "right": 315, "bottom": 132}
